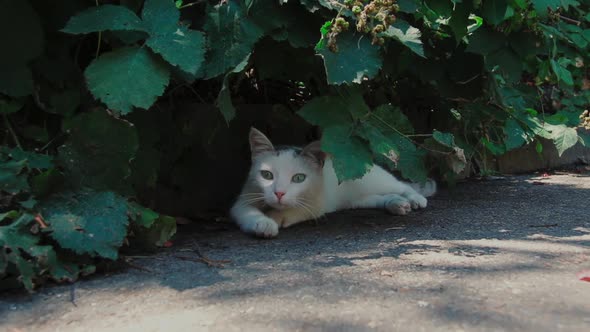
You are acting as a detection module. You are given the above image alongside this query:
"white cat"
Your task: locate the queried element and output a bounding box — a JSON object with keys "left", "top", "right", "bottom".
{"left": 230, "top": 128, "right": 436, "bottom": 238}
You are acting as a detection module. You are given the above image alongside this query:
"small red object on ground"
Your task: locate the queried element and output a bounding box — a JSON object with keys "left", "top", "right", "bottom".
{"left": 163, "top": 241, "right": 173, "bottom": 248}
{"left": 577, "top": 270, "right": 590, "bottom": 282}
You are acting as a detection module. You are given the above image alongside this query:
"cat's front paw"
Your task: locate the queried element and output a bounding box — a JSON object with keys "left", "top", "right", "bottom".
{"left": 406, "top": 193, "right": 427, "bottom": 209}
{"left": 250, "top": 216, "right": 279, "bottom": 238}
{"left": 384, "top": 195, "right": 412, "bottom": 215}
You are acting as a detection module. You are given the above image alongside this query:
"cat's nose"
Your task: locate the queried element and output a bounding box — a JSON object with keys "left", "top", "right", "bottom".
{"left": 274, "top": 192, "right": 285, "bottom": 200}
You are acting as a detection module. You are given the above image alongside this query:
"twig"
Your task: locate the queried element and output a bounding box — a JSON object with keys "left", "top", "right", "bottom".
{"left": 175, "top": 242, "right": 231, "bottom": 268}
{"left": 179, "top": 0, "right": 206, "bottom": 9}
{"left": 70, "top": 283, "right": 77, "bottom": 307}
{"left": 95, "top": 0, "right": 102, "bottom": 59}
{"left": 122, "top": 258, "right": 153, "bottom": 273}
{"left": 558, "top": 14, "right": 581, "bottom": 26}
{"left": 173, "top": 254, "right": 230, "bottom": 268}
{"left": 369, "top": 113, "right": 452, "bottom": 155}
{"left": 34, "top": 214, "right": 48, "bottom": 228}
{"left": 528, "top": 223, "right": 558, "bottom": 228}
{"left": 3, "top": 114, "right": 21, "bottom": 149}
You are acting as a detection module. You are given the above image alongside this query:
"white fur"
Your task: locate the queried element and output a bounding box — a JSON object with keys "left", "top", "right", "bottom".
{"left": 230, "top": 128, "right": 436, "bottom": 238}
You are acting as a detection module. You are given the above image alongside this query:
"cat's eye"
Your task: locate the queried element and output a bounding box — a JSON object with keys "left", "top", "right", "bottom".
{"left": 292, "top": 173, "right": 306, "bottom": 183}
{"left": 260, "top": 170, "right": 274, "bottom": 180}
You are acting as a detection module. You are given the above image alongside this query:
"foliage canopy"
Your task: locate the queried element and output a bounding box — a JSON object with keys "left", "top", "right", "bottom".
{"left": 1, "top": 0, "right": 590, "bottom": 291}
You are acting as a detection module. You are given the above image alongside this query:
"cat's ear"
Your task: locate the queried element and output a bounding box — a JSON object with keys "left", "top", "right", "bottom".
{"left": 249, "top": 127, "right": 275, "bottom": 157}
{"left": 301, "top": 140, "right": 326, "bottom": 167}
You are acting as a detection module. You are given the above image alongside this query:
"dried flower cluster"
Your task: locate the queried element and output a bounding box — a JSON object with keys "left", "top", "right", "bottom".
{"left": 325, "top": 0, "right": 399, "bottom": 51}
{"left": 580, "top": 110, "right": 590, "bottom": 130}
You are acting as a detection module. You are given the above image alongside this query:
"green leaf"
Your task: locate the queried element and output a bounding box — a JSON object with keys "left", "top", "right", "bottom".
{"left": 383, "top": 20, "right": 425, "bottom": 58}
{"left": 448, "top": 2, "right": 471, "bottom": 43}
{"left": 217, "top": 54, "right": 251, "bottom": 123}
{"left": 481, "top": 137, "right": 506, "bottom": 155}
{"left": 142, "top": 0, "right": 205, "bottom": 75}
{"left": 432, "top": 130, "right": 456, "bottom": 148}
{"left": 321, "top": 126, "right": 373, "bottom": 183}
{"left": 0, "top": 213, "right": 40, "bottom": 291}
{"left": 391, "top": 133, "right": 428, "bottom": 182}
{"left": 201, "top": 0, "right": 264, "bottom": 79}
{"left": 128, "top": 202, "right": 159, "bottom": 228}
{"left": 146, "top": 26, "right": 205, "bottom": 75}
{"left": 299, "top": 96, "right": 352, "bottom": 127}
{"left": 42, "top": 190, "right": 129, "bottom": 260}
{"left": 504, "top": 119, "right": 527, "bottom": 150}
{"left": 550, "top": 59, "right": 574, "bottom": 86}
{"left": 466, "top": 27, "right": 505, "bottom": 55}
{"left": 5, "top": 148, "right": 53, "bottom": 169}
{"left": 318, "top": 31, "right": 383, "bottom": 84}
{"left": 398, "top": 0, "right": 420, "bottom": 13}
{"left": 426, "top": 131, "right": 467, "bottom": 175}
{"left": 357, "top": 123, "right": 400, "bottom": 166}
{"left": 142, "top": 0, "right": 179, "bottom": 28}
{"left": 369, "top": 105, "right": 415, "bottom": 135}
{"left": 578, "top": 131, "right": 590, "bottom": 147}
{"left": 59, "top": 110, "right": 138, "bottom": 192}
{"left": 531, "top": 0, "right": 561, "bottom": 17}
{"left": 0, "top": 159, "right": 29, "bottom": 194}
{"left": 549, "top": 125, "right": 578, "bottom": 156}
{"left": 536, "top": 141, "right": 544, "bottom": 154}
{"left": 481, "top": 0, "right": 510, "bottom": 25}
{"left": 0, "top": 100, "right": 24, "bottom": 114}
{"left": 486, "top": 48, "right": 523, "bottom": 83}
{"left": 85, "top": 47, "right": 170, "bottom": 114}
{"left": 128, "top": 203, "right": 176, "bottom": 248}
{"left": 61, "top": 5, "right": 147, "bottom": 34}
{"left": 19, "top": 198, "right": 37, "bottom": 210}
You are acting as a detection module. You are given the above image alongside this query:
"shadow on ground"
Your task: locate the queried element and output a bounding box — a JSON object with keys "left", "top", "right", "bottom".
{"left": 1, "top": 173, "right": 589, "bottom": 332}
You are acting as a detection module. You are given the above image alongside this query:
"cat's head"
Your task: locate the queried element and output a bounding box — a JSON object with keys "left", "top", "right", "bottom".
{"left": 247, "top": 127, "right": 325, "bottom": 210}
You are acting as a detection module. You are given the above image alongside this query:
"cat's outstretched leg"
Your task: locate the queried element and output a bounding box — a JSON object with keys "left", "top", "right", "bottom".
{"left": 230, "top": 203, "right": 279, "bottom": 238}
{"left": 266, "top": 208, "right": 317, "bottom": 228}
{"left": 350, "top": 194, "right": 412, "bottom": 215}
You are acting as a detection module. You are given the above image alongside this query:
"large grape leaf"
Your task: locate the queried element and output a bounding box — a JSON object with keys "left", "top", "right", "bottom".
{"left": 41, "top": 190, "right": 129, "bottom": 260}
{"left": 61, "top": 5, "right": 147, "bottom": 34}
{"left": 504, "top": 119, "right": 527, "bottom": 151}
{"left": 142, "top": 0, "right": 205, "bottom": 75}
{"left": 59, "top": 110, "right": 138, "bottom": 192}
{"left": 201, "top": 0, "right": 264, "bottom": 79}
{"left": 322, "top": 126, "right": 373, "bottom": 183}
{"left": 357, "top": 123, "right": 400, "bottom": 166}
{"left": 298, "top": 91, "right": 369, "bottom": 127}
{"left": 548, "top": 125, "right": 579, "bottom": 156}
{"left": 383, "top": 20, "right": 425, "bottom": 58}
{"left": 369, "top": 104, "right": 415, "bottom": 135}
{"left": 318, "top": 31, "right": 383, "bottom": 84}
{"left": 85, "top": 47, "right": 170, "bottom": 114}
{"left": 390, "top": 133, "right": 429, "bottom": 182}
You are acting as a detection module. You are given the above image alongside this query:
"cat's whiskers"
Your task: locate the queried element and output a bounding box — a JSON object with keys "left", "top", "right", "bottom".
{"left": 295, "top": 199, "right": 320, "bottom": 221}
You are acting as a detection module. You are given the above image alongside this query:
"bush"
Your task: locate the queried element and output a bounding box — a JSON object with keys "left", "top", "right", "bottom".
{"left": 1, "top": 0, "right": 588, "bottom": 291}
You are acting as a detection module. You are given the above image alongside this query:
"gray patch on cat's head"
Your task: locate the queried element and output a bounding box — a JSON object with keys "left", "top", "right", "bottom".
{"left": 249, "top": 127, "right": 325, "bottom": 167}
